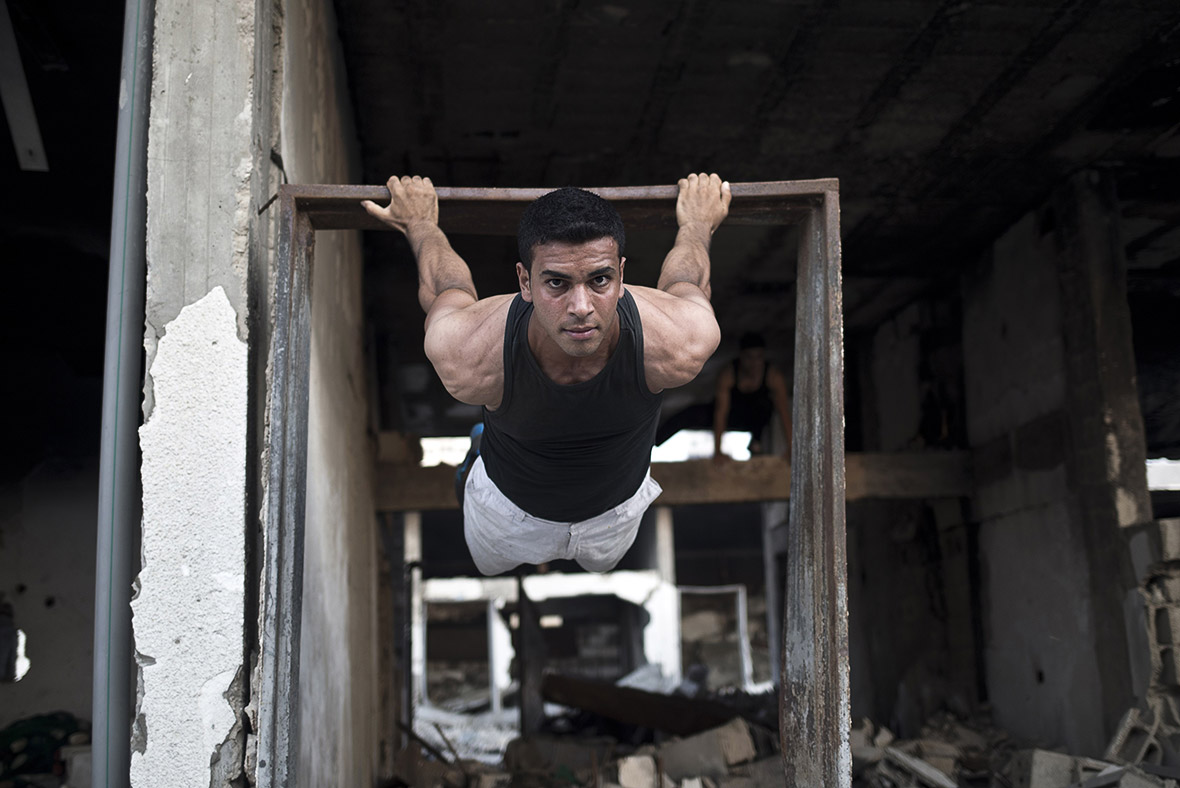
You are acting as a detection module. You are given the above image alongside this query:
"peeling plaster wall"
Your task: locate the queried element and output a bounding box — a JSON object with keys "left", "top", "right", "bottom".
{"left": 143, "top": 0, "right": 255, "bottom": 417}
{"left": 281, "top": 0, "right": 381, "bottom": 784}
{"left": 137, "top": 0, "right": 257, "bottom": 781}
{"left": 0, "top": 461, "right": 98, "bottom": 728}
{"left": 962, "top": 209, "right": 1106, "bottom": 755}
{"left": 132, "top": 288, "right": 247, "bottom": 785}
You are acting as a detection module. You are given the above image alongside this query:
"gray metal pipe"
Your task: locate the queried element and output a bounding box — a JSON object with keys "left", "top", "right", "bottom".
{"left": 92, "top": 0, "right": 152, "bottom": 784}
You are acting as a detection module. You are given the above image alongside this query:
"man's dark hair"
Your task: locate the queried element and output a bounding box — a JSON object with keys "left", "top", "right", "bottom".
{"left": 517, "top": 187, "right": 625, "bottom": 267}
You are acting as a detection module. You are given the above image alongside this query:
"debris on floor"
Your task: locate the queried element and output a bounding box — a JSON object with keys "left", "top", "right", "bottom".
{"left": 0, "top": 712, "right": 92, "bottom": 788}
{"left": 394, "top": 683, "right": 1180, "bottom": 787}
{"left": 853, "top": 710, "right": 1180, "bottom": 788}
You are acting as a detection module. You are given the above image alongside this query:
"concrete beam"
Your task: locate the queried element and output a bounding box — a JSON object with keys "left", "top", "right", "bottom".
{"left": 373, "top": 451, "right": 972, "bottom": 511}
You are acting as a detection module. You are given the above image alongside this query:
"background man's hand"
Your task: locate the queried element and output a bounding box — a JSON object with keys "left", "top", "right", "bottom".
{"left": 676, "top": 172, "right": 731, "bottom": 234}
{"left": 362, "top": 175, "right": 439, "bottom": 235}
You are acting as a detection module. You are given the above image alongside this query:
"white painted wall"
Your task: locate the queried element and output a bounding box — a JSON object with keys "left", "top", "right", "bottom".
{"left": 0, "top": 461, "right": 98, "bottom": 728}
{"left": 281, "top": 0, "right": 382, "bottom": 784}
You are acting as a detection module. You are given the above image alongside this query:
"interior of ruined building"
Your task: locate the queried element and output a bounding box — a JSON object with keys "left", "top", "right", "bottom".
{"left": 3, "top": 0, "right": 1180, "bottom": 786}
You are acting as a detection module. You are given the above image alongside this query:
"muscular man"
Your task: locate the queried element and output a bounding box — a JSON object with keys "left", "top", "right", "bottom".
{"left": 363, "top": 173, "right": 730, "bottom": 575}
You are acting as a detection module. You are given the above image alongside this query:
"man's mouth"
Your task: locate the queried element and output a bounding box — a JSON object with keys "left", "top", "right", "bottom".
{"left": 564, "top": 326, "right": 596, "bottom": 339}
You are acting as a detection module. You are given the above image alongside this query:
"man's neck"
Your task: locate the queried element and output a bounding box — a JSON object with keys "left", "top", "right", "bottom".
{"left": 527, "top": 316, "right": 621, "bottom": 385}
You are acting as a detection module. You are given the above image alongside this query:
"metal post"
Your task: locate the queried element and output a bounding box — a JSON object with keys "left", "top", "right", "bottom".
{"left": 781, "top": 191, "right": 849, "bottom": 786}
{"left": 93, "top": 0, "right": 152, "bottom": 783}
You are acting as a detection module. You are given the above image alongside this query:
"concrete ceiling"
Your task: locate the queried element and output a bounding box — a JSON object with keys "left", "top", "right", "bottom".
{"left": 3, "top": 0, "right": 1176, "bottom": 458}
{"left": 336, "top": 0, "right": 1180, "bottom": 442}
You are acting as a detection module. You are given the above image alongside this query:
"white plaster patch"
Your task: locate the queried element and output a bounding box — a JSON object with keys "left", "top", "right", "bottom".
{"left": 132, "top": 286, "right": 246, "bottom": 787}
{"left": 199, "top": 669, "right": 240, "bottom": 758}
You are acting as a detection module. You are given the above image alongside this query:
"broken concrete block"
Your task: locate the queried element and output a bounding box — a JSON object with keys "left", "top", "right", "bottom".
{"left": 660, "top": 717, "right": 757, "bottom": 781}
{"left": 1003, "top": 748, "right": 1111, "bottom": 788}
{"left": 618, "top": 755, "right": 657, "bottom": 788}
{"left": 682, "top": 778, "right": 704, "bottom": 788}
{"left": 884, "top": 746, "right": 957, "bottom": 788}
{"left": 874, "top": 725, "right": 896, "bottom": 748}
{"left": 914, "top": 738, "right": 960, "bottom": 778}
{"left": 850, "top": 725, "right": 873, "bottom": 751}
{"left": 60, "top": 744, "right": 92, "bottom": 788}
{"left": 476, "top": 774, "right": 511, "bottom": 788}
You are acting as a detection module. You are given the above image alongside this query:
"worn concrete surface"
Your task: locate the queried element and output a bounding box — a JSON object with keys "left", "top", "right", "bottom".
{"left": 281, "top": 0, "right": 381, "bottom": 784}
{"left": 143, "top": 0, "right": 255, "bottom": 419}
{"left": 132, "top": 287, "right": 247, "bottom": 786}
{"left": 962, "top": 200, "right": 1133, "bottom": 755}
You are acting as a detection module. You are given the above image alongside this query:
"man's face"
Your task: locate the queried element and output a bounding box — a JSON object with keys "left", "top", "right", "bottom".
{"left": 516, "top": 236, "right": 625, "bottom": 359}
{"left": 738, "top": 347, "right": 765, "bottom": 372}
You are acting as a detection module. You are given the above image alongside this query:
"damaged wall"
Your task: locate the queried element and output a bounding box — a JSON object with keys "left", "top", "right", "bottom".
{"left": 280, "top": 0, "right": 383, "bottom": 784}
{"left": 133, "top": 288, "right": 248, "bottom": 784}
{"left": 133, "top": 0, "right": 256, "bottom": 781}
{"left": 962, "top": 171, "right": 1152, "bottom": 756}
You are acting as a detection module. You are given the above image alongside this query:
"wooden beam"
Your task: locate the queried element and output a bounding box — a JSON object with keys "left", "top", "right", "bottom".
{"left": 373, "top": 451, "right": 971, "bottom": 511}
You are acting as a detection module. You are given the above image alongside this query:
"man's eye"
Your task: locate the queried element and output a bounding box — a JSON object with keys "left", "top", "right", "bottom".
{"left": 594, "top": 276, "right": 610, "bottom": 286}
{"left": 547, "top": 279, "right": 565, "bottom": 288}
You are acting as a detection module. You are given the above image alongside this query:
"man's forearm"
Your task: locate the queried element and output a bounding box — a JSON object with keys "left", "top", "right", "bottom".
{"left": 405, "top": 222, "right": 478, "bottom": 312}
{"left": 657, "top": 223, "right": 713, "bottom": 297}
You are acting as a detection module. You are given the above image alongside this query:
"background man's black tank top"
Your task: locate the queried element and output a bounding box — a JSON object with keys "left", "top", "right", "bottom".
{"left": 480, "top": 290, "right": 663, "bottom": 522}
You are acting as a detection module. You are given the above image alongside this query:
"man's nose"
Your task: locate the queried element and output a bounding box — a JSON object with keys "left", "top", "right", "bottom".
{"left": 568, "top": 285, "right": 593, "bottom": 317}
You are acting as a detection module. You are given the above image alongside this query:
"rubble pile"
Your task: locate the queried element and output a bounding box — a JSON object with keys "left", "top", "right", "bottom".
{"left": 391, "top": 716, "right": 782, "bottom": 788}
{"left": 852, "top": 711, "right": 1180, "bottom": 788}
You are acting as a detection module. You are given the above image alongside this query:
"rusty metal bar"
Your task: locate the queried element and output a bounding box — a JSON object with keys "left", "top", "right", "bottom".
{"left": 781, "top": 190, "right": 849, "bottom": 785}
{"left": 257, "top": 190, "right": 314, "bottom": 788}
{"left": 287, "top": 179, "right": 833, "bottom": 233}
{"left": 261, "top": 179, "right": 848, "bottom": 787}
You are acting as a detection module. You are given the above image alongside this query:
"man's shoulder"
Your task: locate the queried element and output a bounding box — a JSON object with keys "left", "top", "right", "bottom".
{"left": 423, "top": 293, "right": 516, "bottom": 407}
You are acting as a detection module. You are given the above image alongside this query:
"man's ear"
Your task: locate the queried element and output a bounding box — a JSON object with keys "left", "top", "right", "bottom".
{"left": 619, "top": 256, "right": 626, "bottom": 284}
{"left": 516, "top": 261, "right": 532, "bottom": 302}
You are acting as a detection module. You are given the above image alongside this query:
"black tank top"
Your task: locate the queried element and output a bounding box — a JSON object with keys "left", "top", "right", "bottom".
{"left": 727, "top": 360, "right": 774, "bottom": 434}
{"left": 481, "top": 290, "right": 663, "bottom": 522}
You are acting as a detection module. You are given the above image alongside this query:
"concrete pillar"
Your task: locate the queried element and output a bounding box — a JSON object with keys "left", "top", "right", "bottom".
{"left": 1053, "top": 170, "right": 1152, "bottom": 739}
{"left": 962, "top": 169, "right": 1152, "bottom": 753}
{"left": 134, "top": 0, "right": 259, "bottom": 781}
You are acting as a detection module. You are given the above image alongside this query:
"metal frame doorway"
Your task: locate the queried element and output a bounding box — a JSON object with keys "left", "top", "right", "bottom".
{"left": 258, "top": 180, "right": 848, "bottom": 787}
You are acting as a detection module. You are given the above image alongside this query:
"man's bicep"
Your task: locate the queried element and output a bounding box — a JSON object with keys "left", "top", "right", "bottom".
{"left": 635, "top": 287, "right": 721, "bottom": 390}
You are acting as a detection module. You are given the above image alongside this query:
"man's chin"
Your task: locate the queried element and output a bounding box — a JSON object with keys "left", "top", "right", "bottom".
{"left": 559, "top": 337, "right": 601, "bottom": 358}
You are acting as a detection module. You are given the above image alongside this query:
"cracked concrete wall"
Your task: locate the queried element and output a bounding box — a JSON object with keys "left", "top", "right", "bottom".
{"left": 281, "top": 0, "right": 382, "bottom": 784}
{"left": 133, "top": 288, "right": 247, "bottom": 785}
{"left": 962, "top": 173, "right": 1152, "bottom": 755}
{"left": 964, "top": 208, "right": 1106, "bottom": 755}
{"left": 137, "top": 0, "right": 257, "bottom": 783}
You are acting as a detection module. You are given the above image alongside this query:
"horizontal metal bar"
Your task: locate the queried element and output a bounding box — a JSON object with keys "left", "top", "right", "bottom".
{"left": 282, "top": 180, "right": 837, "bottom": 233}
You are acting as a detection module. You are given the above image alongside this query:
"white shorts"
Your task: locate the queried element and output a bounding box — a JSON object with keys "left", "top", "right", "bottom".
{"left": 462, "top": 456, "right": 663, "bottom": 576}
